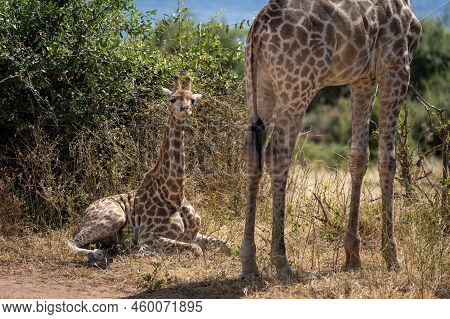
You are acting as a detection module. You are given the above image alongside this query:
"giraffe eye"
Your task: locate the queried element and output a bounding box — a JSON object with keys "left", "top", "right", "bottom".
{"left": 191, "top": 99, "right": 196, "bottom": 105}
{"left": 170, "top": 98, "right": 177, "bottom": 103}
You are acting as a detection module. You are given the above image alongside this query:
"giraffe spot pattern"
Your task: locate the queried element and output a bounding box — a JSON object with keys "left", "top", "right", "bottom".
{"left": 243, "top": 0, "right": 422, "bottom": 274}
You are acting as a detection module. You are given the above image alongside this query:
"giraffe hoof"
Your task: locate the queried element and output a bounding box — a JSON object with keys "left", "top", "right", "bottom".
{"left": 343, "top": 253, "right": 362, "bottom": 271}
{"left": 342, "top": 260, "right": 363, "bottom": 271}
{"left": 190, "top": 244, "right": 203, "bottom": 257}
{"left": 239, "top": 271, "right": 259, "bottom": 281}
{"left": 343, "top": 237, "right": 362, "bottom": 271}
{"left": 386, "top": 259, "right": 401, "bottom": 271}
{"left": 271, "top": 255, "right": 294, "bottom": 281}
{"left": 87, "top": 253, "right": 95, "bottom": 265}
{"left": 382, "top": 247, "right": 401, "bottom": 271}
{"left": 276, "top": 265, "right": 295, "bottom": 282}
{"left": 240, "top": 257, "right": 259, "bottom": 280}
{"left": 221, "top": 242, "right": 233, "bottom": 256}
{"left": 87, "top": 249, "right": 106, "bottom": 265}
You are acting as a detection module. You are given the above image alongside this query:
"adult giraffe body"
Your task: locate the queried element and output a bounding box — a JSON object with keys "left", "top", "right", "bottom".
{"left": 241, "top": 0, "right": 422, "bottom": 279}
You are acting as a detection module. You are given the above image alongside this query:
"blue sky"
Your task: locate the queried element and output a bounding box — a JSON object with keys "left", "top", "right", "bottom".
{"left": 134, "top": 0, "right": 450, "bottom": 24}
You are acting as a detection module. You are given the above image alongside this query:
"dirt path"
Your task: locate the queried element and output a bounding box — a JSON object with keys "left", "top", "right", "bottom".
{"left": 0, "top": 268, "right": 134, "bottom": 299}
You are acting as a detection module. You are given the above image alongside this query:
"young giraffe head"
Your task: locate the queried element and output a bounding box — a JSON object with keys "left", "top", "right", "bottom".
{"left": 162, "top": 75, "right": 202, "bottom": 119}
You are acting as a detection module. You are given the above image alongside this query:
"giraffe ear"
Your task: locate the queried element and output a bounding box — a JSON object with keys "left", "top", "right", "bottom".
{"left": 191, "top": 94, "right": 202, "bottom": 101}
{"left": 162, "top": 88, "right": 172, "bottom": 98}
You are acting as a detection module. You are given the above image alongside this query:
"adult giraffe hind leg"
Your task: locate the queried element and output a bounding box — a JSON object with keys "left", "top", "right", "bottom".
{"left": 240, "top": 118, "right": 266, "bottom": 279}
{"left": 240, "top": 74, "right": 276, "bottom": 279}
{"left": 266, "top": 111, "right": 307, "bottom": 280}
{"left": 344, "top": 78, "right": 377, "bottom": 271}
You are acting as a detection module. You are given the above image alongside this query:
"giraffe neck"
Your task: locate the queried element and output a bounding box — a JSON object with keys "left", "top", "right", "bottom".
{"left": 139, "top": 111, "right": 186, "bottom": 208}
{"left": 155, "top": 112, "right": 186, "bottom": 204}
{"left": 159, "top": 113, "right": 185, "bottom": 177}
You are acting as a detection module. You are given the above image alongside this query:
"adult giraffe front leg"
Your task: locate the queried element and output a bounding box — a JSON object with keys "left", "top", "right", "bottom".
{"left": 344, "top": 78, "right": 377, "bottom": 270}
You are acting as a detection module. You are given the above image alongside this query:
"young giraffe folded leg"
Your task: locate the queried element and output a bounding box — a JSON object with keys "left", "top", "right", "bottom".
{"left": 134, "top": 211, "right": 203, "bottom": 256}
{"left": 179, "top": 203, "right": 231, "bottom": 254}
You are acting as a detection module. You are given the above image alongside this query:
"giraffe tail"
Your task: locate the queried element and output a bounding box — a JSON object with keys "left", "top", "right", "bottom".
{"left": 246, "top": 4, "right": 267, "bottom": 121}
{"left": 246, "top": 7, "right": 268, "bottom": 172}
{"left": 250, "top": 118, "right": 266, "bottom": 172}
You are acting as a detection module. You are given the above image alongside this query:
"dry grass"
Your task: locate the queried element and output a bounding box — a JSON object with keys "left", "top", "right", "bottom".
{"left": 0, "top": 162, "right": 448, "bottom": 299}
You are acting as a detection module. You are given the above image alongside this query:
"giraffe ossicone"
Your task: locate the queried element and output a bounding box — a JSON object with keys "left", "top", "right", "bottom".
{"left": 241, "top": 0, "right": 422, "bottom": 280}
{"left": 69, "top": 75, "right": 230, "bottom": 264}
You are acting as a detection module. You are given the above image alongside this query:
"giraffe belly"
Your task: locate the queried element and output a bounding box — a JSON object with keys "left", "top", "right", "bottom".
{"left": 324, "top": 38, "right": 376, "bottom": 87}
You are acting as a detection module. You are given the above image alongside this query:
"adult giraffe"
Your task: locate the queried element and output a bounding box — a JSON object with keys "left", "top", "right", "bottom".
{"left": 241, "top": 0, "right": 422, "bottom": 279}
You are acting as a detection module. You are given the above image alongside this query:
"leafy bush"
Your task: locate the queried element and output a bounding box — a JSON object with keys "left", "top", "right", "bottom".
{"left": 0, "top": 0, "right": 247, "bottom": 231}
{"left": 410, "top": 18, "right": 450, "bottom": 88}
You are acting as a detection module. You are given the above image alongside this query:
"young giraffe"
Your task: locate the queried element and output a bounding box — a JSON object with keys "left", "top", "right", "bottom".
{"left": 241, "top": 0, "right": 422, "bottom": 279}
{"left": 69, "top": 75, "right": 229, "bottom": 263}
